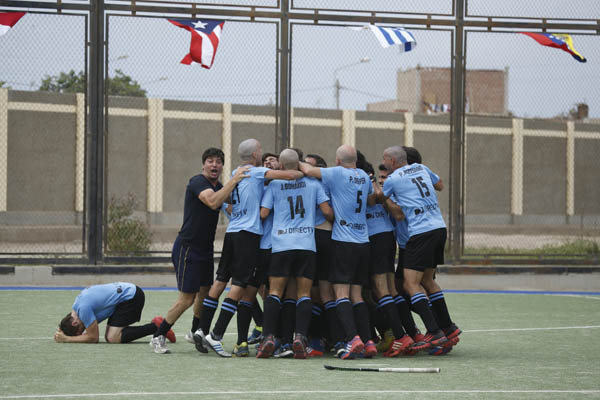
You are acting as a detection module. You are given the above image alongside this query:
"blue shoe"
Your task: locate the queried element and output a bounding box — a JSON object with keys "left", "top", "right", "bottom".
{"left": 333, "top": 341, "right": 345, "bottom": 357}
{"left": 247, "top": 327, "right": 264, "bottom": 345}
{"left": 274, "top": 343, "right": 293, "bottom": 358}
{"left": 338, "top": 341, "right": 356, "bottom": 360}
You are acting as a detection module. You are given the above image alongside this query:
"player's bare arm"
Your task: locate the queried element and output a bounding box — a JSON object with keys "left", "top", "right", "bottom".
{"left": 434, "top": 179, "right": 444, "bottom": 191}
{"left": 199, "top": 166, "right": 250, "bottom": 210}
{"left": 384, "top": 197, "right": 405, "bottom": 221}
{"left": 319, "top": 201, "right": 334, "bottom": 222}
{"left": 54, "top": 320, "right": 99, "bottom": 343}
{"left": 260, "top": 206, "right": 271, "bottom": 220}
{"left": 298, "top": 161, "right": 322, "bottom": 179}
{"left": 264, "top": 169, "right": 304, "bottom": 181}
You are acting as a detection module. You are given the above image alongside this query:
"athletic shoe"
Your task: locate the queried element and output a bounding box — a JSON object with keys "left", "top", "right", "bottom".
{"left": 203, "top": 331, "right": 232, "bottom": 357}
{"left": 247, "top": 327, "right": 264, "bottom": 345}
{"left": 363, "top": 340, "right": 377, "bottom": 358}
{"left": 411, "top": 328, "right": 426, "bottom": 343}
{"left": 338, "top": 341, "right": 356, "bottom": 360}
{"left": 306, "top": 338, "right": 325, "bottom": 357}
{"left": 151, "top": 316, "right": 176, "bottom": 343}
{"left": 376, "top": 329, "right": 394, "bottom": 353}
{"left": 293, "top": 334, "right": 308, "bottom": 359}
{"left": 192, "top": 329, "right": 209, "bottom": 353}
{"left": 429, "top": 344, "right": 453, "bottom": 356}
{"left": 443, "top": 323, "right": 462, "bottom": 341}
{"left": 348, "top": 335, "right": 365, "bottom": 355}
{"left": 185, "top": 330, "right": 194, "bottom": 343}
{"left": 273, "top": 343, "right": 294, "bottom": 358}
{"left": 333, "top": 341, "right": 345, "bottom": 357}
{"left": 306, "top": 346, "right": 323, "bottom": 357}
{"left": 384, "top": 334, "right": 415, "bottom": 357}
{"left": 149, "top": 335, "right": 170, "bottom": 354}
{"left": 411, "top": 330, "right": 448, "bottom": 351}
{"left": 256, "top": 334, "right": 276, "bottom": 359}
{"left": 232, "top": 341, "right": 249, "bottom": 357}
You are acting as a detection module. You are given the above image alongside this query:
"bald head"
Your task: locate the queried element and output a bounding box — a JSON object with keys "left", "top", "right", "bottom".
{"left": 279, "top": 149, "right": 299, "bottom": 170}
{"left": 336, "top": 145, "right": 357, "bottom": 167}
{"left": 238, "top": 138, "right": 261, "bottom": 164}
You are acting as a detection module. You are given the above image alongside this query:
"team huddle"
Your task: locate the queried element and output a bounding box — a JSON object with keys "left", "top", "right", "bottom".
{"left": 55, "top": 137, "right": 461, "bottom": 360}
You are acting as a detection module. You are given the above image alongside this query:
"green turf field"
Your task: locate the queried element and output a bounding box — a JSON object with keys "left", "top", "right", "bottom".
{"left": 0, "top": 289, "right": 599, "bottom": 399}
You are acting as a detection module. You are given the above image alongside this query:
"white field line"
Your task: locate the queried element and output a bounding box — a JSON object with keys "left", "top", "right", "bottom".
{"left": 0, "top": 390, "right": 599, "bottom": 399}
{"left": 3, "top": 325, "right": 600, "bottom": 341}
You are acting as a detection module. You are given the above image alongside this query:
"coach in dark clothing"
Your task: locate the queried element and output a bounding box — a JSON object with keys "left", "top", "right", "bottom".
{"left": 150, "top": 148, "right": 249, "bottom": 354}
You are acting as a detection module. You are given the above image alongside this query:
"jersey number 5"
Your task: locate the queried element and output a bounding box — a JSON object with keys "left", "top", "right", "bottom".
{"left": 287, "top": 195, "right": 306, "bottom": 219}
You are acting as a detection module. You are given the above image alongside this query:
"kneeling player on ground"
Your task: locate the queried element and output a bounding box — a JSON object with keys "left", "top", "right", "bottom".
{"left": 55, "top": 282, "right": 175, "bottom": 344}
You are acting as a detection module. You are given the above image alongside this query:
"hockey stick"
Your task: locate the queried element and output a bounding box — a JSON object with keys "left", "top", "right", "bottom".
{"left": 324, "top": 365, "right": 440, "bottom": 373}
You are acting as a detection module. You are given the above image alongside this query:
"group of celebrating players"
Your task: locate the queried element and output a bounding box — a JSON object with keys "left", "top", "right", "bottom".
{"left": 149, "top": 138, "right": 461, "bottom": 360}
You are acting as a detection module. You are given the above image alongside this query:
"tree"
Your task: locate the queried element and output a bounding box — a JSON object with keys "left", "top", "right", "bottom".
{"left": 39, "top": 69, "right": 146, "bottom": 97}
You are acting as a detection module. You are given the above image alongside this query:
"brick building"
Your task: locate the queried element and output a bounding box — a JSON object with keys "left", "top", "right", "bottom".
{"left": 368, "top": 65, "right": 509, "bottom": 115}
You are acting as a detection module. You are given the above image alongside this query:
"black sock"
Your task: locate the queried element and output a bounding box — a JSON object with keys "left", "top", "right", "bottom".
{"left": 252, "top": 301, "right": 263, "bottom": 327}
{"left": 123, "top": 323, "right": 157, "bottom": 343}
{"left": 309, "top": 303, "right": 323, "bottom": 339}
{"left": 352, "top": 302, "right": 371, "bottom": 343}
{"left": 324, "top": 301, "right": 343, "bottom": 343}
{"left": 200, "top": 295, "right": 219, "bottom": 334}
{"left": 429, "top": 291, "right": 453, "bottom": 329}
{"left": 236, "top": 300, "right": 253, "bottom": 345}
{"left": 212, "top": 298, "right": 238, "bottom": 340}
{"left": 295, "top": 297, "right": 312, "bottom": 337}
{"left": 154, "top": 319, "right": 173, "bottom": 338}
{"left": 281, "top": 298, "right": 296, "bottom": 344}
{"left": 394, "top": 295, "right": 418, "bottom": 337}
{"left": 335, "top": 298, "right": 357, "bottom": 341}
{"left": 191, "top": 316, "right": 200, "bottom": 333}
{"left": 410, "top": 293, "right": 439, "bottom": 333}
{"left": 371, "top": 301, "right": 389, "bottom": 337}
{"left": 263, "top": 295, "right": 281, "bottom": 337}
{"left": 378, "top": 295, "right": 406, "bottom": 339}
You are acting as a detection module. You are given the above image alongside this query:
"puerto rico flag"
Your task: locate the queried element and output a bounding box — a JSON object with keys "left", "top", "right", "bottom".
{"left": 520, "top": 32, "right": 586, "bottom": 63}
{"left": 168, "top": 18, "right": 225, "bottom": 68}
{"left": 0, "top": 12, "right": 26, "bottom": 36}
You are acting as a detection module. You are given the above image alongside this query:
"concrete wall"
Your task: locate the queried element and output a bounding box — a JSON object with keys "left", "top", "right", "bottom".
{"left": 1, "top": 89, "right": 599, "bottom": 233}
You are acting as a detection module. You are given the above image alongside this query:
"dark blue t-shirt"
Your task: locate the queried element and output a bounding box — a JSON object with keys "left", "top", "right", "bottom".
{"left": 178, "top": 174, "right": 223, "bottom": 253}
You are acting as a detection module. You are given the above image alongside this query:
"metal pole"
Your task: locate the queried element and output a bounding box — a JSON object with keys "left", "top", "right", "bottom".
{"left": 335, "top": 78, "right": 340, "bottom": 110}
{"left": 88, "top": 0, "right": 105, "bottom": 264}
{"left": 277, "top": 0, "right": 290, "bottom": 151}
{"left": 449, "top": 0, "right": 466, "bottom": 263}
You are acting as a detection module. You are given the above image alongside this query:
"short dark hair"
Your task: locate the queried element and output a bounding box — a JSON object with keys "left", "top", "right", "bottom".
{"left": 262, "top": 152, "right": 278, "bottom": 164}
{"left": 290, "top": 147, "right": 304, "bottom": 161}
{"left": 358, "top": 160, "right": 375, "bottom": 176}
{"left": 202, "top": 148, "right": 225, "bottom": 164}
{"left": 59, "top": 313, "right": 80, "bottom": 336}
{"left": 305, "top": 153, "right": 327, "bottom": 167}
{"left": 378, "top": 163, "right": 388, "bottom": 172}
{"left": 402, "top": 146, "right": 422, "bottom": 165}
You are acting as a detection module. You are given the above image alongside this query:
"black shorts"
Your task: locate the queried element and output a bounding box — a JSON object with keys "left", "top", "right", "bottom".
{"left": 395, "top": 247, "right": 405, "bottom": 280}
{"left": 172, "top": 236, "right": 214, "bottom": 293}
{"left": 216, "top": 231, "right": 260, "bottom": 288}
{"left": 315, "top": 228, "right": 333, "bottom": 282}
{"left": 107, "top": 286, "right": 145, "bottom": 327}
{"left": 249, "top": 248, "right": 271, "bottom": 288}
{"left": 329, "top": 240, "right": 370, "bottom": 286}
{"left": 269, "top": 250, "right": 316, "bottom": 280}
{"left": 369, "top": 231, "right": 396, "bottom": 276}
{"left": 404, "top": 228, "right": 447, "bottom": 272}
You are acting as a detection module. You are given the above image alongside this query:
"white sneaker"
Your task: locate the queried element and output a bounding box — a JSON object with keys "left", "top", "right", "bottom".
{"left": 185, "top": 330, "right": 195, "bottom": 344}
{"left": 150, "top": 335, "right": 170, "bottom": 354}
{"left": 192, "top": 329, "right": 208, "bottom": 353}
{"left": 204, "top": 332, "right": 232, "bottom": 358}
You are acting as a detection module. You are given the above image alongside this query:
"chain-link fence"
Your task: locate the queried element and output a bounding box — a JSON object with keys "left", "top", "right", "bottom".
{"left": 0, "top": 0, "right": 598, "bottom": 263}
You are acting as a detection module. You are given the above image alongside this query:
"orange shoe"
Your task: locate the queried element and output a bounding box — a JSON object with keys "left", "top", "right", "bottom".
{"left": 384, "top": 334, "right": 415, "bottom": 357}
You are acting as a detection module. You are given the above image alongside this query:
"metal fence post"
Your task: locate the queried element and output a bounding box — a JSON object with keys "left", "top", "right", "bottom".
{"left": 277, "top": 0, "right": 290, "bottom": 151}
{"left": 88, "top": 0, "right": 105, "bottom": 264}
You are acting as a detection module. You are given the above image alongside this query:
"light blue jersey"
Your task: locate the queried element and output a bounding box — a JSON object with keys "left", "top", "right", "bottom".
{"left": 366, "top": 203, "right": 394, "bottom": 237}
{"left": 314, "top": 180, "right": 331, "bottom": 226}
{"left": 72, "top": 282, "right": 136, "bottom": 328}
{"left": 261, "top": 177, "right": 328, "bottom": 253}
{"left": 321, "top": 166, "right": 373, "bottom": 244}
{"left": 383, "top": 163, "right": 445, "bottom": 238}
{"left": 390, "top": 194, "right": 409, "bottom": 248}
{"left": 226, "top": 166, "right": 268, "bottom": 234}
{"left": 260, "top": 186, "right": 274, "bottom": 249}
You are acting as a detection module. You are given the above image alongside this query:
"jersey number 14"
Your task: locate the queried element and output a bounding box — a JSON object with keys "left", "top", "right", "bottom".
{"left": 287, "top": 196, "right": 306, "bottom": 219}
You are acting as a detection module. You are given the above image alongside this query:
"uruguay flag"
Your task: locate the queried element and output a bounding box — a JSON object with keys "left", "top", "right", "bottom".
{"left": 369, "top": 26, "right": 417, "bottom": 52}
{"left": 0, "top": 12, "right": 26, "bottom": 37}
{"left": 168, "top": 18, "right": 225, "bottom": 68}
{"left": 520, "top": 32, "right": 586, "bottom": 63}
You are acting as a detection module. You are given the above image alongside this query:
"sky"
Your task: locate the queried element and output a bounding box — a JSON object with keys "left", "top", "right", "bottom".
{"left": 0, "top": 1, "right": 598, "bottom": 118}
